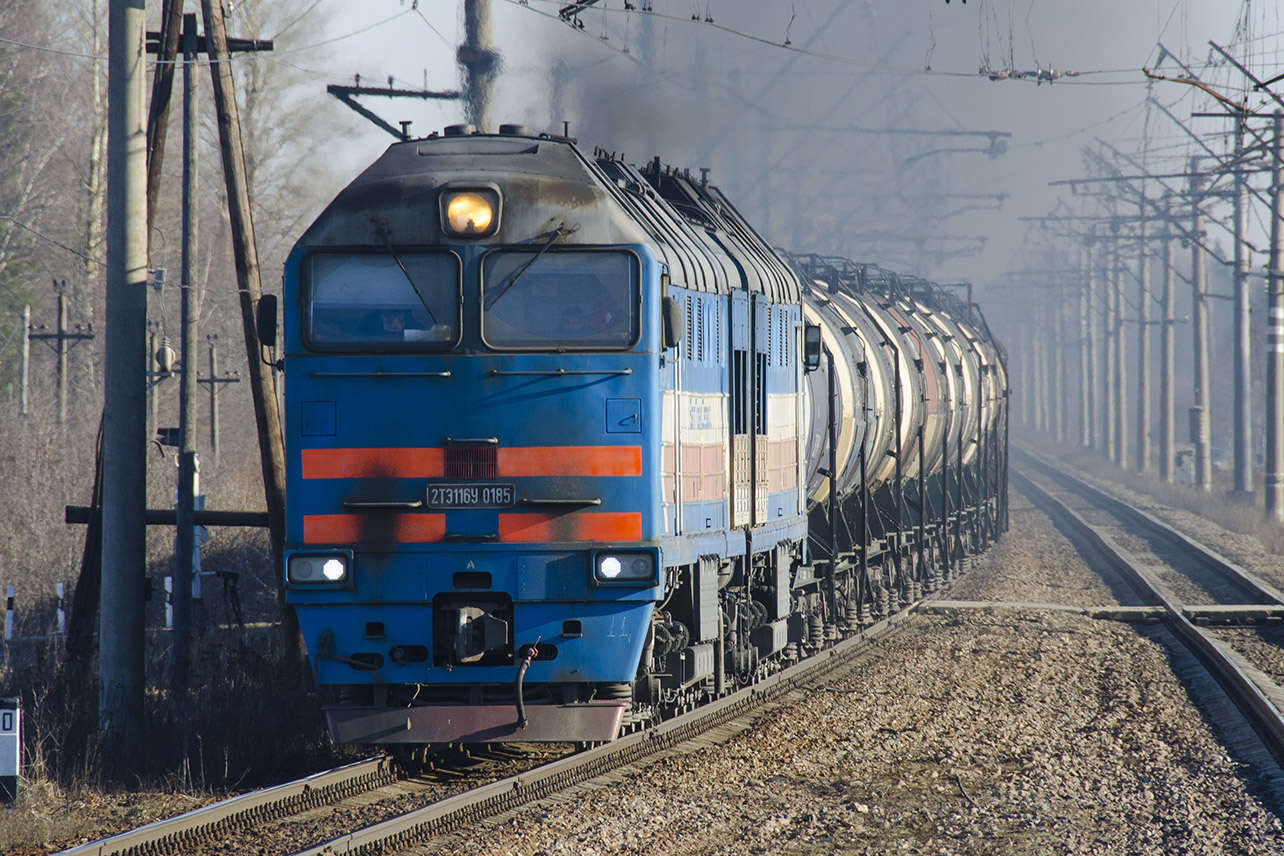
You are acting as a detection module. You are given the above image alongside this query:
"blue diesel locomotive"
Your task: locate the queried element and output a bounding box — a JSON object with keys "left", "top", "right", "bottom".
{"left": 266, "top": 124, "right": 1008, "bottom": 747}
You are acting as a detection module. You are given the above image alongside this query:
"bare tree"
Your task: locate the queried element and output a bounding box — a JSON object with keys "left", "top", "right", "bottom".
{"left": 0, "top": 2, "right": 69, "bottom": 338}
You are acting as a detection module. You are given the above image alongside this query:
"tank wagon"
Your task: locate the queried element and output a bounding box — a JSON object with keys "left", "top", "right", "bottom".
{"left": 262, "top": 125, "right": 1008, "bottom": 748}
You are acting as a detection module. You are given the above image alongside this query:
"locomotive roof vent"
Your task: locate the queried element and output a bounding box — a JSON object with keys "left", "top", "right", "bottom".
{"left": 444, "top": 123, "right": 477, "bottom": 137}
{"left": 498, "top": 123, "right": 532, "bottom": 136}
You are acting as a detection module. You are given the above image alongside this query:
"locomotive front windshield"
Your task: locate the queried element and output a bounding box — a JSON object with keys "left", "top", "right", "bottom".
{"left": 305, "top": 252, "right": 460, "bottom": 350}
{"left": 481, "top": 250, "right": 638, "bottom": 349}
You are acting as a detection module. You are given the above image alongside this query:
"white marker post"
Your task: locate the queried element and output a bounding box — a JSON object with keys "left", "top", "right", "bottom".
{"left": 164, "top": 576, "right": 174, "bottom": 630}
{"left": 56, "top": 582, "right": 66, "bottom": 635}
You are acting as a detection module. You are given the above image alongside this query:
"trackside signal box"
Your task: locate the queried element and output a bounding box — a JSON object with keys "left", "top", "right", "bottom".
{"left": 0, "top": 697, "right": 18, "bottom": 803}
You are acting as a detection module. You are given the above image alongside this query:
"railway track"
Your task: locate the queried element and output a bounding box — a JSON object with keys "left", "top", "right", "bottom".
{"left": 54, "top": 606, "right": 929, "bottom": 856}
{"left": 55, "top": 756, "right": 398, "bottom": 856}
{"left": 52, "top": 467, "right": 1284, "bottom": 855}
{"left": 1017, "top": 448, "right": 1284, "bottom": 610}
{"left": 1010, "top": 448, "right": 1284, "bottom": 768}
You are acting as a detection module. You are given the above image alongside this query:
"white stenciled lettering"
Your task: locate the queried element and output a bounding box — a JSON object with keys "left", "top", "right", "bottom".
{"left": 688, "top": 403, "right": 713, "bottom": 429}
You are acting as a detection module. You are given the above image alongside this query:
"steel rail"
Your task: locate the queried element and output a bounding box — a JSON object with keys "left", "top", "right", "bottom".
{"left": 55, "top": 756, "right": 395, "bottom": 856}
{"left": 1012, "top": 466, "right": 1284, "bottom": 765}
{"left": 288, "top": 612, "right": 912, "bottom": 856}
{"left": 1014, "top": 447, "right": 1284, "bottom": 606}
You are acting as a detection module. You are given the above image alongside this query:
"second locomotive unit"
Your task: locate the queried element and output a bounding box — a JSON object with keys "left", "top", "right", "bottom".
{"left": 268, "top": 124, "right": 1008, "bottom": 746}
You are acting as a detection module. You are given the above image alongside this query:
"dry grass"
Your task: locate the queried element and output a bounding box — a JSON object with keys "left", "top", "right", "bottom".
{"left": 0, "top": 619, "right": 352, "bottom": 853}
{"left": 0, "top": 362, "right": 349, "bottom": 848}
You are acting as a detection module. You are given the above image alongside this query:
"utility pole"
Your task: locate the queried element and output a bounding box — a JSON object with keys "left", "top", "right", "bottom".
{"left": 27, "top": 285, "right": 96, "bottom": 423}
{"left": 1096, "top": 238, "right": 1111, "bottom": 459}
{"left": 1019, "top": 322, "right": 1032, "bottom": 428}
{"left": 1136, "top": 199, "right": 1151, "bottom": 473}
{"left": 1191, "top": 157, "right": 1213, "bottom": 491}
{"left": 197, "top": 334, "right": 239, "bottom": 466}
{"left": 1160, "top": 194, "right": 1177, "bottom": 483}
{"left": 1103, "top": 225, "right": 1119, "bottom": 464}
{"left": 173, "top": 12, "right": 199, "bottom": 681}
{"left": 1034, "top": 303, "right": 1048, "bottom": 432}
{"left": 101, "top": 0, "right": 148, "bottom": 771}
{"left": 1113, "top": 222, "right": 1129, "bottom": 471}
{"left": 1055, "top": 274, "right": 1069, "bottom": 444}
{"left": 199, "top": 0, "right": 295, "bottom": 662}
{"left": 19, "top": 306, "right": 29, "bottom": 417}
{"left": 1268, "top": 110, "right": 1284, "bottom": 520}
{"left": 145, "top": 0, "right": 182, "bottom": 254}
{"left": 1080, "top": 243, "right": 1094, "bottom": 449}
{"left": 147, "top": 320, "right": 161, "bottom": 436}
{"left": 1232, "top": 110, "right": 1254, "bottom": 500}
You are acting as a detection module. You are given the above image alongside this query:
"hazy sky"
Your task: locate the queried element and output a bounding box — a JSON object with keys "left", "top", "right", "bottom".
{"left": 284, "top": 1, "right": 1271, "bottom": 289}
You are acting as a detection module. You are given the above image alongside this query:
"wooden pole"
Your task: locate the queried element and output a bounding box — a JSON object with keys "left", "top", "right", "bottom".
{"left": 199, "top": 0, "right": 297, "bottom": 660}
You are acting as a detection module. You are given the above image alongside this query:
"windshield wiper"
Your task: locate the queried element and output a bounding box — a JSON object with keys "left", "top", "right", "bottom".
{"left": 374, "top": 218, "right": 438, "bottom": 325}
{"left": 484, "top": 223, "right": 580, "bottom": 311}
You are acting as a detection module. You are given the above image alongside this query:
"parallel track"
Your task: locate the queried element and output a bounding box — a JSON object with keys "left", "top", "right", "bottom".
{"left": 1011, "top": 453, "right": 1284, "bottom": 765}
{"left": 1016, "top": 447, "right": 1284, "bottom": 610}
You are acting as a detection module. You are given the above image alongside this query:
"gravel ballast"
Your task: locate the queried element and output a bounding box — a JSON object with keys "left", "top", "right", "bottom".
{"left": 413, "top": 490, "right": 1284, "bottom": 855}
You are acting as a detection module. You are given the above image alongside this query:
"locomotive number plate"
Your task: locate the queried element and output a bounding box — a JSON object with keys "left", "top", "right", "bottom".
{"left": 426, "top": 482, "right": 517, "bottom": 509}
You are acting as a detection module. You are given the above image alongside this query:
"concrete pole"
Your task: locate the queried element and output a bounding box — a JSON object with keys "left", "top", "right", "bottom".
{"left": 1103, "top": 230, "right": 1118, "bottom": 463}
{"left": 1113, "top": 228, "right": 1129, "bottom": 470}
{"left": 1034, "top": 304, "right": 1048, "bottom": 433}
{"left": 1136, "top": 200, "right": 1151, "bottom": 473}
{"left": 1267, "top": 111, "right": 1284, "bottom": 520}
{"left": 1233, "top": 113, "right": 1254, "bottom": 499}
{"left": 101, "top": 0, "right": 148, "bottom": 766}
{"left": 1191, "top": 157, "right": 1213, "bottom": 491}
{"left": 1019, "top": 324, "right": 1032, "bottom": 428}
{"left": 1097, "top": 241, "right": 1111, "bottom": 459}
{"left": 1160, "top": 195, "right": 1176, "bottom": 483}
{"left": 173, "top": 12, "right": 199, "bottom": 681}
{"left": 1054, "top": 276, "right": 1068, "bottom": 444}
{"left": 1081, "top": 245, "right": 1094, "bottom": 449}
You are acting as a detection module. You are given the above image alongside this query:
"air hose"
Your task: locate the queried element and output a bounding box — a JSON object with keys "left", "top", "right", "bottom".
{"left": 515, "top": 642, "right": 539, "bottom": 729}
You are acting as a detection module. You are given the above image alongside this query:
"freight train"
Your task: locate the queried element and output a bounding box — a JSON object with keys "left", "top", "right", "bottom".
{"left": 259, "top": 124, "right": 1008, "bottom": 748}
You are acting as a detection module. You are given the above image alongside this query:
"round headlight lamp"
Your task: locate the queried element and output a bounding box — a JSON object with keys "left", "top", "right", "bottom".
{"left": 287, "top": 553, "right": 351, "bottom": 585}
{"left": 593, "top": 551, "right": 657, "bottom": 585}
{"left": 441, "top": 187, "right": 500, "bottom": 238}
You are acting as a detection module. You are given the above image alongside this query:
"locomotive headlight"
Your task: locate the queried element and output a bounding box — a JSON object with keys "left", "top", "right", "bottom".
{"left": 593, "top": 550, "right": 657, "bottom": 585}
{"left": 441, "top": 188, "right": 500, "bottom": 238}
{"left": 287, "top": 553, "right": 351, "bottom": 585}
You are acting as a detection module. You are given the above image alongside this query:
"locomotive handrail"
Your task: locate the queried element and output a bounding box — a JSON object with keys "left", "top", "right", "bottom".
{"left": 341, "top": 499, "right": 425, "bottom": 510}
{"left": 518, "top": 497, "right": 603, "bottom": 507}
{"left": 310, "top": 370, "right": 452, "bottom": 379}
{"left": 487, "top": 367, "right": 633, "bottom": 377}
